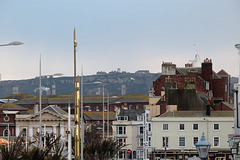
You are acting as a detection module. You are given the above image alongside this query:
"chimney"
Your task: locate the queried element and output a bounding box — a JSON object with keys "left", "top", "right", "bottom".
{"left": 201, "top": 58, "right": 213, "bottom": 90}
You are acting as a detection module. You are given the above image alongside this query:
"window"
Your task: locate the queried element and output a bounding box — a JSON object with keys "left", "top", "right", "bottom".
{"left": 148, "top": 123, "right": 152, "bottom": 132}
{"left": 104, "top": 106, "right": 107, "bottom": 111}
{"left": 214, "top": 137, "right": 220, "bottom": 147}
{"left": 163, "top": 124, "right": 168, "bottom": 131}
{"left": 193, "top": 124, "right": 198, "bottom": 131}
{"left": 136, "top": 105, "right": 139, "bottom": 109}
{"left": 137, "top": 115, "right": 143, "bottom": 121}
{"left": 162, "top": 137, "right": 169, "bottom": 148}
{"left": 137, "top": 150, "right": 143, "bottom": 159}
{"left": 117, "top": 116, "right": 128, "bottom": 121}
{"left": 129, "top": 105, "right": 132, "bottom": 109}
{"left": 133, "top": 151, "right": 137, "bottom": 159}
{"left": 138, "top": 138, "right": 143, "bottom": 146}
{"left": 22, "top": 128, "right": 27, "bottom": 136}
{"left": 114, "top": 105, "right": 117, "bottom": 111}
{"left": 118, "top": 150, "right": 126, "bottom": 159}
{"left": 117, "top": 126, "right": 126, "bottom": 135}
{"left": 179, "top": 137, "right": 185, "bottom": 147}
{"left": 118, "top": 138, "right": 126, "bottom": 146}
{"left": 96, "top": 106, "right": 99, "bottom": 111}
{"left": 3, "top": 129, "right": 9, "bottom": 137}
{"left": 193, "top": 137, "right": 198, "bottom": 146}
{"left": 4, "top": 115, "right": 9, "bottom": 122}
{"left": 88, "top": 106, "right": 91, "bottom": 111}
{"left": 179, "top": 124, "right": 185, "bottom": 131}
{"left": 138, "top": 126, "right": 144, "bottom": 135}
{"left": 214, "top": 124, "right": 220, "bottom": 131}
{"left": 148, "top": 136, "right": 152, "bottom": 146}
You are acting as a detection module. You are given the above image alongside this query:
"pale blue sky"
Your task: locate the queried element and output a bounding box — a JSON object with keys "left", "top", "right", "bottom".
{"left": 0, "top": 0, "right": 240, "bottom": 80}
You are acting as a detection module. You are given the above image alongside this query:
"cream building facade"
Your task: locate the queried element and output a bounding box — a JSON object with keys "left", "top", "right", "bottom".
{"left": 16, "top": 105, "right": 75, "bottom": 146}
{"left": 112, "top": 109, "right": 152, "bottom": 160}
{"left": 151, "top": 111, "right": 234, "bottom": 160}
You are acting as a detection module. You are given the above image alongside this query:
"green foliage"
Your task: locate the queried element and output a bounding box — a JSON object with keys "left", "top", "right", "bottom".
{"left": 83, "top": 125, "right": 123, "bottom": 160}
{"left": 0, "top": 133, "right": 65, "bottom": 160}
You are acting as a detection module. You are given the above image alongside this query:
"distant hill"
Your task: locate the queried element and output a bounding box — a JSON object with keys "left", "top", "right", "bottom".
{"left": 0, "top": 70, "right": 161, "bottom": 98}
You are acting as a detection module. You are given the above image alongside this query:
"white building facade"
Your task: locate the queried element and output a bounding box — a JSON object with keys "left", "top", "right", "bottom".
{"left": 151, "top": 111, "right": 234, "bottom": 160}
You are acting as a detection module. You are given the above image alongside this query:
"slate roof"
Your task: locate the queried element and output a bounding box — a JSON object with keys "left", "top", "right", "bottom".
{"left": 118, "top": 109, "right": 145, "bottom": 121}
{"left": 83, "top": 111, "right": 115, "bottom": 121}
{"left": 176, "top": 67, "right": 201, "bottom": 75}
{"left": 41, "top": 105, "right": 67, "bottom": 115}
{"left": 0, "top": 102, "right": 28, "bottom": 111}
{"left": 160, "top": 110, "right": 234, "bottom": 117}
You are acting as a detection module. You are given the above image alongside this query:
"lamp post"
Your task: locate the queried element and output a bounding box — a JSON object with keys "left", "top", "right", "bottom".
{"left": 38, "top": 54, "right": 63, "bottom": 148}
{"left": 80, "top": 80, "right": 102, "bottom": 160}
{"left": 195, "top": 132, "right": 211, "bottom": 160}
{"left": 102, "top": 84, "right": 105, "bottom": 140}
{"left": 106, "top": 95, "right": 118, "bottom": 139}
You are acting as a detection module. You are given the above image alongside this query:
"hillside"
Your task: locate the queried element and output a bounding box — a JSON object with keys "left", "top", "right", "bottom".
{"left": 0, "top": 71, "right": 161, "bottom": 98}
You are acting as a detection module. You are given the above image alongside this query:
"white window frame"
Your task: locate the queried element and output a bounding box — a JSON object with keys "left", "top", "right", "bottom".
{"left": 137, "top": 115, "right": 143, "bottom": 121}
{"left": 193, "top": 137, "right": 198, "bottom": 146}
{"left": 213, "top": 136, "right": 220, "bottom": 147}
{"left": 22, "top": 127, "right": 27, "bottom": 136}
{"left": 117, "top": 116, "right": 128, "bottom": 121}
{"left": 213, "top": 123, "right": 220, "bottom": 131}
{"left": 136, "top": 105, "right": 139, "bottom": 110}
{"left": 88, "top": 106, "right": 91, "bottom": 111}
{"left": 193, "top": 124, "right": 199, "bottom": 131}
{"left": 117, "top": 126, "right": 126, "bottom": 135}
{"left": 129, "top": 105, "right": 132, "bottom": 109}
{"left": 163, "top": 124, "right": 168, "bottom": 131}
{"left": 138, "top": 138, "right": 143, "bottom": 147}
{"left": 137, "top": 150, "right": 143, "bottom": 159}
{"left": 117, "top": 138, "right": 126, "bottom": 146}
{"left": 148, "top": 123, "right": 152, "bottom": 132}
{"left": 3, "top": 129, "right": 10, "bottom": 137}
{"left": 138, "top": 125, "right": 144, "bottom": 135}
{"left": 162, "top": 136, "right": 169, "bottom": 148}
{"left": 179, "top": 137, "right": 185, "bottom": 147}
{"left": 148, "top": 136, "right": 152, "bottom": 146}
{"left": 179, "top": 124, "right": 185, "bottom": 131}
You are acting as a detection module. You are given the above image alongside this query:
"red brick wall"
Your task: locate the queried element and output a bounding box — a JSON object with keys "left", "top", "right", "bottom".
{"left": 213, "top": 79, "right": 224, "bottom": 99}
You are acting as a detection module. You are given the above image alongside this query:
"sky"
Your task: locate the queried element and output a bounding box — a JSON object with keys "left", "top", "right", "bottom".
{"left": 0, "top": 0, "right": 240, "bottom": 80}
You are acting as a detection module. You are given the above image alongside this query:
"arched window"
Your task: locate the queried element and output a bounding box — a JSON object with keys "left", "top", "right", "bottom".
{"left": 133, "top": 151, "right": 136, "bottom": 159}
{"left": 3, "top": 129, "right": 9, "bottom": 137}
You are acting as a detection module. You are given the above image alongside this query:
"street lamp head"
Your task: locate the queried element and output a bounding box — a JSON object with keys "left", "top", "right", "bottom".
{"left": 8, "top": 41, "right": 24, "bottom": 46}
{"left": 52, "top": 73, "right": 63, "bottom": 76}
{"left": 195, "top": 132, "right": 211, "bottom": 159}
{"left": 235, "top": 44, "right": 240, "bottom": 51}
{"left": 92, "top": 81, "right": 102, "bottom": 84}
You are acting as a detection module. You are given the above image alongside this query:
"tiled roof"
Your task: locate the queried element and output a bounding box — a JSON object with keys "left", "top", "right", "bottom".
{"left": 0, "top": 102, "right": 28, "bottom": 111}
{"left": 118, "top": 109, "right": 145, "bottom": 121}
{"left": 15, "top": 94, "right": 149, "bottom": 104}
{"left": 176, "top": 67, "right": 201, "bottom": 75}
{"left": 160, "top": 111, "right": 234, "bottom": 117}
{"left": 83, "top": 111, "right": 115, "bottom": 121}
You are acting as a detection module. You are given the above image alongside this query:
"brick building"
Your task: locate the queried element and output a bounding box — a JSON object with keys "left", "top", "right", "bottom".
{"left": 152, "top": 58, "right": 232, "bottom": 116}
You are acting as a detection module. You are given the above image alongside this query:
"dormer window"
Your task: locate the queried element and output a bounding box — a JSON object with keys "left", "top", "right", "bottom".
{"left": 137, "top": 115, "right": 143, "bottom": 121}
{"left": 117, "top": 116, "right": 128, "bottom": 121}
